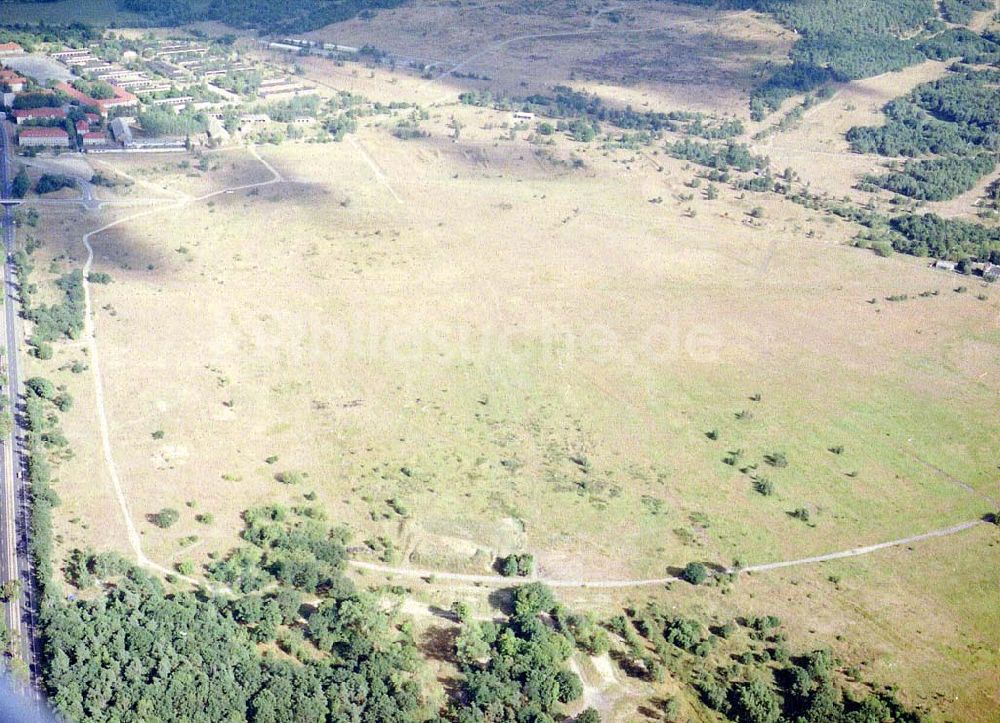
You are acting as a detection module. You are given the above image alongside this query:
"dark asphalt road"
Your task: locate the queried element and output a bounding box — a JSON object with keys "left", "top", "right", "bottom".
{"left": 0, "top": 120, "right": 42, "bottom": 711}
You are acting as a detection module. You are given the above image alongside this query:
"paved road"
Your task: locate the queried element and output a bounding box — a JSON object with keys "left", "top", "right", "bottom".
{"left": 0, "top": 122, "right": 40, "bottom": 699}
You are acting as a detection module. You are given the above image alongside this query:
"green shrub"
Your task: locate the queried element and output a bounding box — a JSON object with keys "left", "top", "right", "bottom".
{"left": 791, "top": 507, "right": 811, "bottom": 522}
{"left": 498, "top": 553, "right": 534, "bottom": 577}
{"left": 35, "top": 174, "right": 75, "bottom": 195}
{"left": 152, "top": 508, "right": 180, "bottom": 529}
{"left": 681, "top": 562, "right": 708, "bottom": 585}
{"left": 276, "top": 470, "right": 304, "bottom": 485}
{"left": 26, "top": 377, "right": 56, "bottom": 400}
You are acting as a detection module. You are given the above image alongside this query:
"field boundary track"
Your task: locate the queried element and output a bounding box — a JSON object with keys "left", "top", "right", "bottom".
{"left": 349, "top": 519, "right": 988, "bottom": 588}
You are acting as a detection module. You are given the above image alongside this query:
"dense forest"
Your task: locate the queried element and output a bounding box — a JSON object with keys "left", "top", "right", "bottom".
{"left": 679, "top": 0, "right": 996, "bottom": 119}
{"left": 849, "top": 69, "right": 999, "bottom": 201}
{"left": 116, "top": 0, "right": 408, "bottom": 33}
{"left": 10, "top": 0, "right": 407, "bottom": 33}
{"left": 42, "top": 510, "right": 427, "bottom": 722}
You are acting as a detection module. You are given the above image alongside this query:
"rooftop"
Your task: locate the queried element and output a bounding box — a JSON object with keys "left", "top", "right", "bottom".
{"left": 19, "top": 127, "right": 69, "bottom": 137}
{"left": 13, "top": 107, "right": 66, "bottom": 118}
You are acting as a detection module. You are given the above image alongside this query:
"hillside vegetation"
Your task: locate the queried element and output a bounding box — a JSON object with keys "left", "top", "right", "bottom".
{"left": 117, "top": 0, "right": 409, "bottom": 33}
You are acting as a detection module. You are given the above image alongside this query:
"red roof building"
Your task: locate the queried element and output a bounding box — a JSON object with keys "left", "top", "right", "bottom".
{"left": 0, "top": 43, "right": 24, "bottom": 56}
{"left": 12, "top": 107, "right": 67, "bottom": 124}
{"left": 18, "top": 127, "right": 70, "bottom": 146}
{"left": 76, "top": 119, "right": 90, "bottom": 133}
{"left": 56, "top": 81, "right": 138, "bottom": 116}
{"left": 0, "top": 68, "right": 26, "bottom": 92}
{"left": 81, "top": 131, "right": 107, "bottom": 145}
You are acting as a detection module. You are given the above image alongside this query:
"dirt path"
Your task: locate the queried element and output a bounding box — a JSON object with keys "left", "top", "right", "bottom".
{"left": 78, "top": 144, "right": 283, "bottom": 586}
{"left": 350, "top": 519, "right": 987, "bottom": 588}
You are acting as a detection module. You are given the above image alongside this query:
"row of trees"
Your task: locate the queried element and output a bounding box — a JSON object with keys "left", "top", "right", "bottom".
{"left": 458, "top": 84, "right": 744, "bottom": 140}
{"left": 666, "top": 139, "right": 770, "bottom": 173}
{"left": 889, "top": 213, "right": 1000, "bottom": 260}
{"left": 22, "top": 268, "right": 86, "bottom": 359}
{"left": 137, "top": 107, "right": 209, "bottom": 137}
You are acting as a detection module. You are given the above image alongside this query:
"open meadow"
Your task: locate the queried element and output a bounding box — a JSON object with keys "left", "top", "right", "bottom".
{"left": 7, "top": 3, "right": 999, "bottom": 720}
{"left": 23, "top": 81, "right": 997, "bottom": 722}
{"left": 301, "top": 0, "right": 793, "bottom": 112}
{"left": 37, "top": 124, "right": 998, "bottom": 576}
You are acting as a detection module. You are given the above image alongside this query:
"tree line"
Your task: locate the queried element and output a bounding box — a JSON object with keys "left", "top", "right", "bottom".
{"left": 460, "top": 86, "right": 744, "bottom": 140}
{"left": 117, "top": 0, "right": 409, "bottom": 33}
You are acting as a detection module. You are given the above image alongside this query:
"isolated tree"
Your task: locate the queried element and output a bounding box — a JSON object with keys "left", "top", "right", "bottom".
{"left": 513, "top": 582, "right": 555, "bottom": 617}
{"left": 152, "top": 507, "right": 180, "bottom": 528}
{"left": 681, "top": 562, "right": 708, "bottom": 585}
{"left": 12, "top": 166, "right": 30, "bottom": 199}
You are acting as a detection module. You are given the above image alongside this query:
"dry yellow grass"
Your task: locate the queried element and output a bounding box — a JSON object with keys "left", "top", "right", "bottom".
{"left": 298, "top": 0, "right": 791, "bottom": 112}
{"left": 33, "top": 121, "right": 997, "bottom": 580}
{"left": 14, "top": 23, "right": 998, "bottom": 721}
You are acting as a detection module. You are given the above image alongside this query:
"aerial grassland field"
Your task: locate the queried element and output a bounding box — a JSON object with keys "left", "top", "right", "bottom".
{"left": 301, "top": 0, "right": 793, "bottom": 111}
{"left": 34, "top": 107, "right": 997, "bottom": 583}
{"left": 10, "top": 5, "right": 999, "bottom": 720}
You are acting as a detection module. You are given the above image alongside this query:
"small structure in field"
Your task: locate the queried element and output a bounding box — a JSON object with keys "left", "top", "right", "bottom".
{"left": 110, "top": 116, "right": 134, "bottom": 145}
{"left": 239, "top": 114, "right": 269, "bottom": 133}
